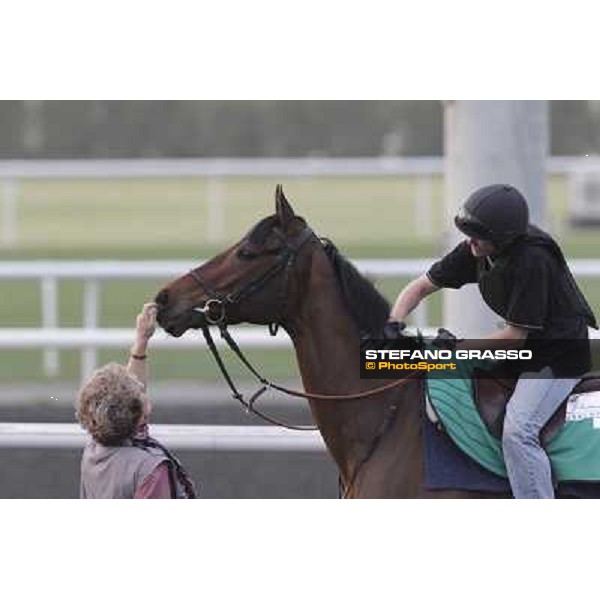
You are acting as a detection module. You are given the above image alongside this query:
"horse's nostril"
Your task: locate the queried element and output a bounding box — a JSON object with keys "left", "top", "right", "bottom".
{"left": 155, "top": 289, "right": 169, "bottom": 307}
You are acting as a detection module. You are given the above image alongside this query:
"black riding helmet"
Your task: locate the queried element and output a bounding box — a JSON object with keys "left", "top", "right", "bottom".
{"left": 454, "top": 184, "right": 529, "bottom": 245}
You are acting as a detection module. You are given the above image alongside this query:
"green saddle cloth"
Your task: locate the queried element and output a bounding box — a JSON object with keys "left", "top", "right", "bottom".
{"left": 426, "top": 359, "right": 600, "bottom": 482}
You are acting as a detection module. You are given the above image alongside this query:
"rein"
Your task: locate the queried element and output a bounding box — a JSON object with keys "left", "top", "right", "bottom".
{"left": 200, "top": 320, "right": 422, "bottom": 430}
{"left": 199, "top": 323, "right": 316, "bottom": 431}
{"left": 199, "top": 321, "right": 421, "bottom": 497}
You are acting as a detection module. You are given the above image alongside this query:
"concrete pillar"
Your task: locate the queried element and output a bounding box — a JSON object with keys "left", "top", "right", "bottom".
{"left": 443, "top": 100, "right": 548, "bottom": 337}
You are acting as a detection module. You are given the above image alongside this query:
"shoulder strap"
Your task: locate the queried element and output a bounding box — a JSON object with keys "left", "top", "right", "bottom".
{"left": 131, "top": 437, "right": 198, "bottom": 499}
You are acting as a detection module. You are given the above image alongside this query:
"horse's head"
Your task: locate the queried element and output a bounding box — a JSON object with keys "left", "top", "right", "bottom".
{"left": 155, "top": 185, "right": 316, "bottom": 337}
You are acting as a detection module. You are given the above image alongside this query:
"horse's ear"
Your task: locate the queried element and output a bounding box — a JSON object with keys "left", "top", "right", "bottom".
{"left": 275, "top": 184, "right": 295, "bottom": 229}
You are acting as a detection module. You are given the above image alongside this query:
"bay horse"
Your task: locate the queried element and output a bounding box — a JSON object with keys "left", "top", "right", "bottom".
{"left": 154, "top": 186, "right": 596, "bottom": 498}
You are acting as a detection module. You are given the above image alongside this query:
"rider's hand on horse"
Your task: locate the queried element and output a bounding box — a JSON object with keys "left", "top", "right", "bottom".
{"left": 382, "top": 320, "right": 407, "bottom": 340}
{"left": 431, "top": 327, "right": 460, "bottom": 350}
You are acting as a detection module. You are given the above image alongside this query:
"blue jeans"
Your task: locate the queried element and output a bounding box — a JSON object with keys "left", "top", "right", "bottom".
{"left": 502, "top": 367, "right": 580, "bottom": 499}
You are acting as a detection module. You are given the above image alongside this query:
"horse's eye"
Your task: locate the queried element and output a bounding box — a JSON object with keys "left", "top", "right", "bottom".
{"left": 237, "top": 248, "right": 258, "bottom": 260}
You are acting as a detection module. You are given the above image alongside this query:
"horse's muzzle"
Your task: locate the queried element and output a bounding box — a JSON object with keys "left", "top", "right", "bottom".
{"left": 155, "top": 295, "right": 205, "bottom": 337}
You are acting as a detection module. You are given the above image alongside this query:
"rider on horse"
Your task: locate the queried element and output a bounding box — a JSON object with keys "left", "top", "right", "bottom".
{"left": 390, "top": 184, "right": 597, "bottom": 498}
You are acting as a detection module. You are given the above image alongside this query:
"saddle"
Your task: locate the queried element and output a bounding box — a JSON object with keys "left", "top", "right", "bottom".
{"left": 473, "top": 370, "right": 600, "bottom": 445}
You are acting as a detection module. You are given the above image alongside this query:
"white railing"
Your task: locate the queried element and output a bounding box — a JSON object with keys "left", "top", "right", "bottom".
{"left": 0, "top": 259, "right": 432, "bottom": 381}
{"left": 0, "top": 326, "right": 294, "bottom": 382}
{"left": 0, "top": 157, "right": 445, "bottom": 178}
{"left": 0, "top": 155, "right": 587, "bottom": 179}
{"left": 0, "top": 155, "right": 596, "bottom": 246}
{"left": 2, "top": 258, "right": 600, "bottom": 381}
{"left": 0, "top": 423, "right": 325, "bottom": 451}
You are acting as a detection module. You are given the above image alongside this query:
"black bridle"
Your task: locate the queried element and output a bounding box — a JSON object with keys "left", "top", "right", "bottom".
{"left": 183, "top": 222, "right": 423, "bottom": 495}
{"left": 189, "top": 225, "right": 315, "bottom": 335}
{"left": 187, "top": 225, "right": 318, "bottom": 430}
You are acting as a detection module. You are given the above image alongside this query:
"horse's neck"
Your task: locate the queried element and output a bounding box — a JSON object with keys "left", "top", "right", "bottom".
{"left": 288, "top": 251, "right": 411, "bottom": 481}
{"left": 290, "top": 253, "right": 366, "bottom": 396}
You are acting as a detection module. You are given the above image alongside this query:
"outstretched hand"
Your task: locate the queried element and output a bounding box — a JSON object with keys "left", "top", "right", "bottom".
{"left": 135, "top": 302, "right": 158, "bottom": 343}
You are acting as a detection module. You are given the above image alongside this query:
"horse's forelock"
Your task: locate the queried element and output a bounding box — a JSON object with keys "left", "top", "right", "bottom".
{"left": 247, "top": 215, "right": 279, "bottom": 245}
{"left": 246, "top": 214, "right": 308, "bottom": 246}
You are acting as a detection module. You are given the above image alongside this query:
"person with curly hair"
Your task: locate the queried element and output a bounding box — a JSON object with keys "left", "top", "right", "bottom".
{"left": 77, "top": 302, "right": 196, "bottom": 499}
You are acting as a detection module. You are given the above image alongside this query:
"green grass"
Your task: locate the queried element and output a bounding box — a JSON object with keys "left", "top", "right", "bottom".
{"left": 7, "top": 175, "right": 447, "bottom": 250}
{"left": 1, "top": 173, "right": 599, "bottom": 383}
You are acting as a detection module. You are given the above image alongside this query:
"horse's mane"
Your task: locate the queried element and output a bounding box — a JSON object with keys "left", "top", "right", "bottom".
{"left": 322, "top": 239, "right": 390, "bottom": 337}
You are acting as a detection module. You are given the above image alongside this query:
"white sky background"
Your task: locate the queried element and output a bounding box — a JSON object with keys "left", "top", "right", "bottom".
{"left": 2, "top": 0, "right": 599, "bottom": 99}
{"left": 1, "top": 2, "right": 598, "bottom": 599}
